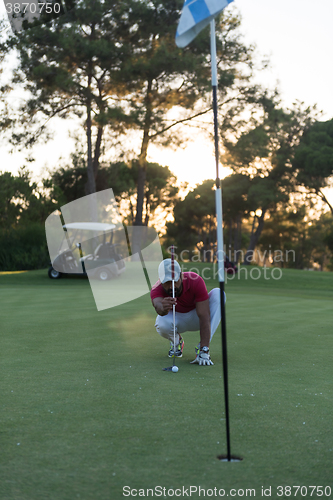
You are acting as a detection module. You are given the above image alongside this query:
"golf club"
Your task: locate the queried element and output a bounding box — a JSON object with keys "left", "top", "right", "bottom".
{"left": 171, "top": 245, "right": 176, "bottom": 368}
{"left": 163, "top": 245, "right": 178, "bottom": 372}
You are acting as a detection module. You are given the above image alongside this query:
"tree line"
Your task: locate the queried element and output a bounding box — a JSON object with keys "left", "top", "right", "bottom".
{"left": 1, "top": 153, "right": 332, "bottom": 271}
{"left": 0, "top": 1, "right": 332, "bottom": 271}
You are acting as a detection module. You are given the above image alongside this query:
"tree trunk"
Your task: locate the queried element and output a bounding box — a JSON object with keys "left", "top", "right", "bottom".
{"left": 93, "top": 125, "right": 103, "bottom": 180}
{"left": 85, "top": 72, "right": 96, "bottom": 196}
{"left": 229, "top": 218, "right": 233, "bottom": 258}
{"left": 135, "top": 165, "right": 147, "bottom": 226}
{"left": 144, "top": 192, "right": 150, "bottom": 226}
{"left": 234, "top": 214, "right": 242, "bottom": 263}
{"left": 135, "top": 79, "right": 153, "bottom": 227}
{"left": 244, "top": 209, "right": 267, "bottom": 265}
{"left": 129, "top": 199, "right": 135, "bottom": 225}
{"left": 131, "top": 81, "right": 153, "bottom": 258}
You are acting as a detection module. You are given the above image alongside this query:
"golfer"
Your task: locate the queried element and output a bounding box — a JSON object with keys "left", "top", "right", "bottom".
{"left": 150, "top": 258, "right": 222, "bottom": 366}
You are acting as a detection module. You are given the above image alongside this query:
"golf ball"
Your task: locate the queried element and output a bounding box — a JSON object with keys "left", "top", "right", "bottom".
{"left": 172, "top": 366, "right": 179, "bottom": 373}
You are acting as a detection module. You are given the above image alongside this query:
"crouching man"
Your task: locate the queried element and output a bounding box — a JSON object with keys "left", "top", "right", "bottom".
{"left": 150, "top": 258, "right": 223, "bottom": 366}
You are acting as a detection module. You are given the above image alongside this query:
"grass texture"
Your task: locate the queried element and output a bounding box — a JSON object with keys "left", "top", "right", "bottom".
{"left": 0, "top": 266, "right": 332, "bottom": 499}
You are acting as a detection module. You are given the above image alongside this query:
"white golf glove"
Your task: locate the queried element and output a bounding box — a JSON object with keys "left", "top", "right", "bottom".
{"left": 190, "top": 347, "right": 214, "bottom": 366}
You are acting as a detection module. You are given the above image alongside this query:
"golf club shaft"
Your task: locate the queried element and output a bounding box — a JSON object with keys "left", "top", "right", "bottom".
{"left": 171, "top": 245, "right": 176, "bottom": 366}
{"left": 172, "top": 287, "right": 176, "bottom": 366}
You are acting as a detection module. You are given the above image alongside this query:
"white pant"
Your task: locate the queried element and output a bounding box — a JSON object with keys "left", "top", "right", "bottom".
{"left": 154, "top": 288, "right": 223, "bottom": 344}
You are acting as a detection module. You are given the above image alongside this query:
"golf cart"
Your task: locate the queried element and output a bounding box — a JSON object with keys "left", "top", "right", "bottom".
{"left": 48, "top": 222, "right": 126, "bottom": 281}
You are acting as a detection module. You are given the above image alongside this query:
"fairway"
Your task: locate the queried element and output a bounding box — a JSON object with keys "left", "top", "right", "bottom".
{"left": 1, "top": 267, "right": 332, "bottom": 500}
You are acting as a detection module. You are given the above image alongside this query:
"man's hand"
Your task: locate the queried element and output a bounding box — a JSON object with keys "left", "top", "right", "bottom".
{"left": 190, "top": 347, "right": 214, "bottom": 366}
{"left": 152, "top": 296, "right": 176, "bottom": 316}
{"left": 161, "top": 297, "right": 176, "bottom": 314}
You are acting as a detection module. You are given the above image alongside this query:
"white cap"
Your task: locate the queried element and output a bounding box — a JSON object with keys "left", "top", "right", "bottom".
{"left": 158, "top": 259, "right": 181, "bottom": 283}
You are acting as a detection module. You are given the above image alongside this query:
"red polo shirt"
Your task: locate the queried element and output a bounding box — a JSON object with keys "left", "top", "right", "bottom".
{"left": 150, "top": 272, "right": 209, "bottom": 313}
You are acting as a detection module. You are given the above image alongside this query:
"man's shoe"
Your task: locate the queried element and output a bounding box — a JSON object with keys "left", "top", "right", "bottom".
{"left": 168, "top": 337, "right": 184, "bottom": 357}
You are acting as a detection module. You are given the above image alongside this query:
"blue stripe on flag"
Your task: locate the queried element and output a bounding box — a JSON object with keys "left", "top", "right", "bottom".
{"left": 176, "top": 0, "right": 234, "bottom": 48}
{"left": 188, "top": 0, "right": 211, "bottom": 24}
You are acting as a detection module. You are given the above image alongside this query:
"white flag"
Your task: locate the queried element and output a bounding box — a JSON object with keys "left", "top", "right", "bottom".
{"left": 176, "top": 0, "right": 234, "bottom": 48}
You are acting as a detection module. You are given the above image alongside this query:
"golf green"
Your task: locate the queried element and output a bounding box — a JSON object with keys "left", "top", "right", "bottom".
{"left": 0, "top": 267, "right": 332, "bottom": 500}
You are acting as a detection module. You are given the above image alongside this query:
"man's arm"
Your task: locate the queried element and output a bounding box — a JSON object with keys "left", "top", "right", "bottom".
{"left": 196, "top": 299, "right": 210, "bottom": 348}
{"left": 191, "top": 298, "right": 214, "bottom": 366}
{"left": 152, "top": 296, "right": 176, "bottom": 316}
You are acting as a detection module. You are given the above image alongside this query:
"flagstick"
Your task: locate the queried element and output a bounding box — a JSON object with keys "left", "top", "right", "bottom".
{"left": 210, "top": 19, "right": 233, "bottom": 462}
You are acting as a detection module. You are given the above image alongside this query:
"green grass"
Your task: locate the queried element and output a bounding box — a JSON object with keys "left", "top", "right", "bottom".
{"left": 1, "top": 267, "right": 333, "bottom": 500}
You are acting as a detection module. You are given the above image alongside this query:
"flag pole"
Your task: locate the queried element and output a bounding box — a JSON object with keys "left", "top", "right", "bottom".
{"left": 210, "top": 19, "right": 236, "bottom": 462}
{"left": 175, "top": 0, "right": 241, "bottom": 461}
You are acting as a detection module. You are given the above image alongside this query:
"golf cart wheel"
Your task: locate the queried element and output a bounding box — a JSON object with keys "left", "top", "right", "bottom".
{"left": 97, "top": 268, "right": 112, "bottom": 281}
{"left": 48, "top": 267, "right": 62, "bottom": 279}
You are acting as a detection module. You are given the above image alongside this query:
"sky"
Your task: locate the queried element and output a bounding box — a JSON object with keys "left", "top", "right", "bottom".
{"left": 1, "top": 0, "right": 333, "bottom": 202}
{"left": 160, "top": 0, "right": 333, "bottom": 188}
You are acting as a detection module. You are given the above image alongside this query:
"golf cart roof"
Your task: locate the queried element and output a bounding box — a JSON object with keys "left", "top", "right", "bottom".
{"left": 63, "top": 222, "right": 116, "bottom": 231}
